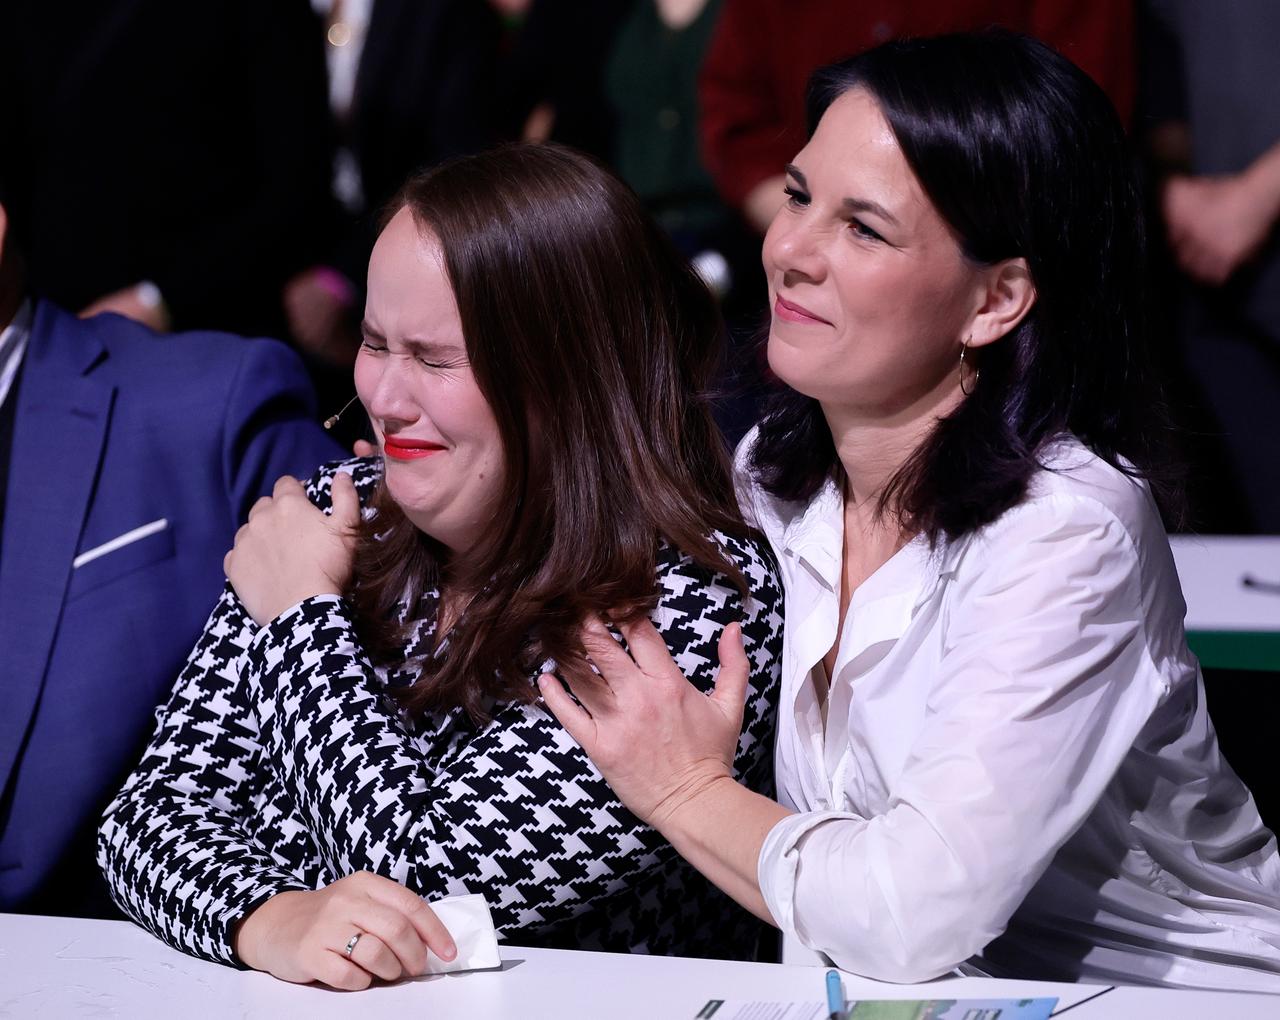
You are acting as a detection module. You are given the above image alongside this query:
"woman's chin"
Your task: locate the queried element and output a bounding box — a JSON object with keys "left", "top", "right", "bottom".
{"left": 766, "top": 334, "right": 830, "bottom": 396}
{"left": 766, "top": 353, "right": 838, "bottom": 404}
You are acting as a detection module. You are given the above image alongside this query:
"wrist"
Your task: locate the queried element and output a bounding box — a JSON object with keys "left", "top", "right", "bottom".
{"left": 650, "top": 769, "right": 738, "bottom": 837}
{"left": 234, "top": 889, "right": 301, "bottom": 969}
{"left": 284, "top": 584, "right": 344, "bottom": 613}
{"left": 254, "top": 587, "right": 344, "bottom": 630}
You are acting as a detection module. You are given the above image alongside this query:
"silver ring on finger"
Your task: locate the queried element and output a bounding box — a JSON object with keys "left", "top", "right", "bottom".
{"left": 342, "top": 932, "right": 362, "bottom": 959}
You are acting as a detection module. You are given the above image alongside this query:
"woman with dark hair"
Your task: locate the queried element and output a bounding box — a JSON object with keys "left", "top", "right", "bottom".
{"left": 98, "top": 143, "right": 783, "bottom": 989}
{"left": 542, "top": 32, "right": 1280, "bottom": 990}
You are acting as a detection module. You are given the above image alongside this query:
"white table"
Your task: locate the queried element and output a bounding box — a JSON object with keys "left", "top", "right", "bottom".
{"left": 2, "top": 913, "right": 1278, "bottom": 1019}
{"left": 1170, "top": 535, "right": 1280, "bottom": 670}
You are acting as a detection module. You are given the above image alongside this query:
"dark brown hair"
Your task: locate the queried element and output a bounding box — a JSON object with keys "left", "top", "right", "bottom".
{"left": 350, "top": 143, "right": 746, "bottom": 723}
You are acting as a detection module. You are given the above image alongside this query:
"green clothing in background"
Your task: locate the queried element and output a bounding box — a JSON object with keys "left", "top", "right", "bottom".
{"left": 606, "top": 0, "right": 725, "bottom": 240}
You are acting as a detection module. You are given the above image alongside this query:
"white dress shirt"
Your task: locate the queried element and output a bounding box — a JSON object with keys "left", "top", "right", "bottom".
{"left": 741, "top": 432, "right": 1280, "bottom": 990}
{"left": 311, "top": 0, "right": 372, "bottom": 118}
{"left": 0, "top": 299, "right": 31, "bottom": 410}
{"left": 311, "top": 0, "right": 373, "bottom": 211}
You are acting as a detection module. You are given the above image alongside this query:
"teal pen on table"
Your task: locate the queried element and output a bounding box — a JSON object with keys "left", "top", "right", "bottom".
{"left": 825, "top": 968, "right": 846, "bottom": 1020}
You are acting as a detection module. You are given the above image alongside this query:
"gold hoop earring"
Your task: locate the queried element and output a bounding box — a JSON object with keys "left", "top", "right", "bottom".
{"left": 959, "top": 337, "right": 979, "bottom": 396}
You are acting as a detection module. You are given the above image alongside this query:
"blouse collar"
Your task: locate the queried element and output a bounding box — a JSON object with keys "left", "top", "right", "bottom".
{"left": 776, "top": 473, "right": 968, "bottom": 615}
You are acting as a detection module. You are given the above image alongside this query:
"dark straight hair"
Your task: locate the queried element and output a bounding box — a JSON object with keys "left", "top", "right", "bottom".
{"left": 751, "top": 30, "right": 1183, "bottom": 540}
{"left": 350, "top": 143, "right": 747, "bottom": 723}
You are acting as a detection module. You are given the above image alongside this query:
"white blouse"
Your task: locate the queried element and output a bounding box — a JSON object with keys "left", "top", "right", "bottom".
{"left": 741, "top": 433, "right": 1280, "bottom": 990}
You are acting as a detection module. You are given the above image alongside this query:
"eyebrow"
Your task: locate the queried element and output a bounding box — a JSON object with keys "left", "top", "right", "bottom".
{"left": 360, "top": 322, "right": 464, "bottom": 359}
{"left": 785, "top": 164, "right": 900, "bottom": 227}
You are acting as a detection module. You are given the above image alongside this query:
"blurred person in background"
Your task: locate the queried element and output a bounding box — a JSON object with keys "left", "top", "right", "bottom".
{"left": 1, "top": 0, "right": 334, "bottom": 340}
{"left": 607, "top": 0, "right": 729, "bottom": 265}
{"left": 0, "top": 155, "right": 342, "bottom": 919}
{"left": 605, "top": 0, "right": 767, "bottom": 443}
{"left": 284, "top": 0, "right": 503, "bottom": 438}
{"left": 700, "top": 0, "right": 1136, "bottom": 234}
{"left": 1141, "top": 0, "right": 1280, "bottom": 534}
{"left": 506, "top": 0, "right": 766, "bottom": 441}
{"left": 499, "top": 0, "right": 631, "bottom": 160}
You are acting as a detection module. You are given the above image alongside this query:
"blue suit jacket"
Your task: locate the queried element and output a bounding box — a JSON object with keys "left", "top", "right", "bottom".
{"left": 0, "top": 300, "right": 344, "bottom": 914}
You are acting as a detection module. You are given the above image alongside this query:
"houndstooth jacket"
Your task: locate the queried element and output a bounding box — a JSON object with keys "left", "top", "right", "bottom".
{"left": 98, "top": 458, "right": 783, "bottom": 966}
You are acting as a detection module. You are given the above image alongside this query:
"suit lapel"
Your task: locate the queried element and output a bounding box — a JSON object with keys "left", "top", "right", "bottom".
{"left": 0, "top": 302, "right": 112, "bottom": 798}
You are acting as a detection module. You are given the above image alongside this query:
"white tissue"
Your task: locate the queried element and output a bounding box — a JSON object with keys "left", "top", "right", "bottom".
{"left": 422, "top": 893, "right": 502, "bottom": 974}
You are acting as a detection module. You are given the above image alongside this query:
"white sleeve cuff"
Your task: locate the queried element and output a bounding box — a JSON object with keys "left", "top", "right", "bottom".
{"left": 758, "top": 809, "right": 862, "bottom": 946}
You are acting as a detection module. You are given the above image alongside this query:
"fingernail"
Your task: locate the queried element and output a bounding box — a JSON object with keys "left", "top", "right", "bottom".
{"left": 441, "top": 941, "right": 457, "bottom": 961}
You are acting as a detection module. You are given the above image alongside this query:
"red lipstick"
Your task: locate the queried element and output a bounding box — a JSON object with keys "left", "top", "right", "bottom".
{"left": 383, "top": 435, "right": 446, "bottom": 461}
{"left": 774, "top": 295, "right": 832, "bottom": 325}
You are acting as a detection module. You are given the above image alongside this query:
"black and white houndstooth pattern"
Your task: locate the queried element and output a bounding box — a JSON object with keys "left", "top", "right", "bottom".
{"left": 98, "top": 458, "right": 783, "bottom": 966}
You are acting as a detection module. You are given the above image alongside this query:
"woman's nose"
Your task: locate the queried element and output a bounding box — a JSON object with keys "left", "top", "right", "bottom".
{"left": 764, "top": 214, "right": 825, "bottom": 283}
{"left": 361, "top": 357, "right": 419, "bottom": 427}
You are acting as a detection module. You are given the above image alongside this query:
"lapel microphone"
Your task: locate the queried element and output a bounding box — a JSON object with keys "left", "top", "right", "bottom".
{"left": 323, "top": 395, "right": 359, "bottom": 430}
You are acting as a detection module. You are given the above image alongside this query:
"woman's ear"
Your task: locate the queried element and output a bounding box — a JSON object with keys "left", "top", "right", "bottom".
{"left": 967, "top": 257, "right": 1036, "bottom": 349}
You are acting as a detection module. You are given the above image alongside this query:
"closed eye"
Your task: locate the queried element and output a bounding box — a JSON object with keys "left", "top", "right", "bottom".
{"left": 360, "top": 339, "right": 461, "bottom": 370}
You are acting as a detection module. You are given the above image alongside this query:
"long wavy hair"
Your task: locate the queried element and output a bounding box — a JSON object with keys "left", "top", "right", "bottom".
{"left": 349, "top": 143, "right": 747, "bottom": 723}
{"left": 751, "top": 31, "right": 1183, "bottom": 539}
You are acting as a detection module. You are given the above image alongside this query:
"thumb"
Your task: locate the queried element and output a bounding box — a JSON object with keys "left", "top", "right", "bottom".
{"left": 710, "top": 622, "right": 750, "bottom": 715}
{"left": 330, "top": 470, "right": 361, "bottom": 531}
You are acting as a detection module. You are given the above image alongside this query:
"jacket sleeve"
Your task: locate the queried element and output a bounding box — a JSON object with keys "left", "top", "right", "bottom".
{"left": 219, "top": 336, "right": 344, "bottom": 529}
{"left": 95, "top": 460, "right": 376, "bottom": 966}
{"left": 96, "top": 583, "right": 320, "bottom": 966}
{"left": 241, "top": 530, "right": 783, "bottom": 936}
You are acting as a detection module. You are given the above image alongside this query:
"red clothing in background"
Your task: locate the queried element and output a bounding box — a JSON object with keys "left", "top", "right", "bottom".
{"left": 700, "top": 0, "right": 1134, "bottom": 208}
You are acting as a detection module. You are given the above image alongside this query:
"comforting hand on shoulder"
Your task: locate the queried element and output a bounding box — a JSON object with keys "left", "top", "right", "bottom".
{"left": 539, "top": 617, "right": 748, "bottom": 831}
{"left": 224, "top": 472, "right": 360, "bottom": 627}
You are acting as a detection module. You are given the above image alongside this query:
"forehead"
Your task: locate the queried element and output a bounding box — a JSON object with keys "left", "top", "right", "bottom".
{"left": 369, "top": 206, "right": 444, "bottom": 281}
{"left": 794, "top": 88, "right": 930, "bottom": 218}
{"left": 366, "top": 207, "right": 463, "bottom": 343}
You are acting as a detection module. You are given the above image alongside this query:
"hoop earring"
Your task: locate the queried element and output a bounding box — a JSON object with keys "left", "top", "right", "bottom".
{"left": 959, "top": 337, "right": 979, "bottom": 396}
